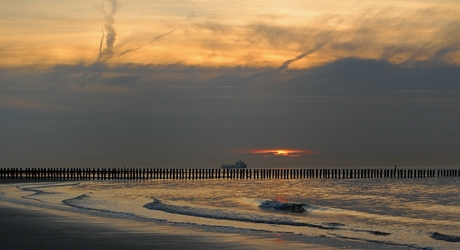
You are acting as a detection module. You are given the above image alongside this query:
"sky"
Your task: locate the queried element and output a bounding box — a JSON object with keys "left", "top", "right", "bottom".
{"left": 1, "top": 0, "right": 460, "bottom": 168}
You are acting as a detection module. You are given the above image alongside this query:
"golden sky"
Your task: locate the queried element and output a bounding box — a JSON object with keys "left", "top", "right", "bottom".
{"left": 1, "top": 0, "right": 460, "bottom": 68}
{"left": 2, "top": 1, "right": 460, "bottom": 168}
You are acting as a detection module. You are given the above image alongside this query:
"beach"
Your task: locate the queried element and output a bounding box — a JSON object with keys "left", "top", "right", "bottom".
{"left": 0, "top": 201, "right": 329, "bottom": 250}
{"left": 1, "top": 177, "right": 459, "bottom": 250}
{"left": 0, "top": 180, "right": 343, "bottom": 250}
{"left": 2, "top": 0, "right": 460, "bottom": 248}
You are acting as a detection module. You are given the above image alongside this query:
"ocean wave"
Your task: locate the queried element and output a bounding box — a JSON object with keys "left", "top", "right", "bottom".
{"left": 61, "top": 193, "right": 93, "bottom": 209}
{"left": 235, "top": 197, "right": 328, "bottom": 212}
{"left": 17, "top": 182, "right": 80, "bottom": 196}
{"left": 258, "top": 200, "right": 306, "bottom": 212}
{"left": 430, "top": 232, "right": 460, "bottom": 242}
{"left": 61, "top": 193, "right": 142, "bottom": 220}
{"left": 144, "top": 198, "right": 393, "bottom": 237}
{"left": 145, "top": 198, "right": 350, "bottom": 230}
{"left": 328, "top": 233, "right": 428, "bottom": 250}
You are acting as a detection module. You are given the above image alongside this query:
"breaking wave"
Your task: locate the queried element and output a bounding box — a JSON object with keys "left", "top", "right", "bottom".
{"left": 143, "top": 198, "right": 337, "bottom": 229}
{"left": 256, "top": 199, "right": 326, "bottom": 212}
{"left": 143, "top": 197, "right": 390, "bottom": 237}
{"left": 430, "top": 232, "right": 460, "bottom": 242}
{"left": 258, "top": 200, "right": 306, "bottom": 212}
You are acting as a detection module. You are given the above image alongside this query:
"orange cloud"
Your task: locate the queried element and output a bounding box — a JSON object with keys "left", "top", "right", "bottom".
{"left": 0, "top": 97, "right": 62, "bottom": 112}
{"left": 243, "top": 148, "right": 319, "bottom": 157}
{"left": 2, "top": 1, "right": 460, "bottom": 68}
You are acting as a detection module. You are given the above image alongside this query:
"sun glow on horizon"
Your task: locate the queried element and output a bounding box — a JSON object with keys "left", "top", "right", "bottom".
{"left": 243, "top": 148, "right": 319, "bottom": 157}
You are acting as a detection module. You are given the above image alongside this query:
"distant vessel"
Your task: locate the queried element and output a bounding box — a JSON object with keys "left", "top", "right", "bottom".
{"left": 221, "top": 161, "right": 247, "bottom": 169}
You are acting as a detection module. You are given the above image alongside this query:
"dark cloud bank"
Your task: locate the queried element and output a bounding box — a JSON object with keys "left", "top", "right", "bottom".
{"left": 1, "top": 59, "right": 460, "bottom": 168}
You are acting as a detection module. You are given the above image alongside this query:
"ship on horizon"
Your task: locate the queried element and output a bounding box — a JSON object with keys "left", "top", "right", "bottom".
{"left": 221, "top": 161, "right": 247, "bottom": 169}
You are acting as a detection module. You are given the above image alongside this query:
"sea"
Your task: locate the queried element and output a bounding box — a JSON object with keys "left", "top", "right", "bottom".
{"left": 1, "top": 174, "right": 459, "bottom": 249}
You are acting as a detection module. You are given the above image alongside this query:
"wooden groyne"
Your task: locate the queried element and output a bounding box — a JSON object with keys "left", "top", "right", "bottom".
{"left": 0, "top": 168, "right": 459, "bottom": 180}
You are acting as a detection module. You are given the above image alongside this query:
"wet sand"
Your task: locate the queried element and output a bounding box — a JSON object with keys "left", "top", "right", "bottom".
{"left": 0, "top": 179, "right": 367, "bottom": 249}
{"left": 0, "top": 199, "right": 345, "bottom": 250}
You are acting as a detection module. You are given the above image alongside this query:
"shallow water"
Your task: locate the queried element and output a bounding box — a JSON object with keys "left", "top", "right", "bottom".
{"left": 1, "top": 177, "right": 459, "bottom": 249}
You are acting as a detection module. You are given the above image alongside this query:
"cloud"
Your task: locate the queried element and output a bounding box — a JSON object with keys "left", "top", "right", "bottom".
{"left": 1, "top": 58, "right": 460, "bottom": 168}
{"left": 247, "top": 5, "right": 460, "bottom": 68}
{"left": 96, "top": 0, "right": 119, "bottom": 62}
{"left": 0, "top": 96, "right": 63, "bottom": 111}
{"left": 118, "top": 29, "right": 177, "bottom": 57}
{"left": 1, "top": 1, "right": 460, "bottom": 68}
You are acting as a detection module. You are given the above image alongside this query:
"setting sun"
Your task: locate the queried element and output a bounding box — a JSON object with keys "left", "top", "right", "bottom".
{"left": 274, "top": 150, "right": 288, "bottom": 156}
{"left": 243, "top": 149, "right": 319, "bottom": 157}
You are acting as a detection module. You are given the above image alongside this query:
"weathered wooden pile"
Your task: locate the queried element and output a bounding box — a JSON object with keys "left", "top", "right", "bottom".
{"left": 0, "top": 168, "right": 458, "bottom": 180}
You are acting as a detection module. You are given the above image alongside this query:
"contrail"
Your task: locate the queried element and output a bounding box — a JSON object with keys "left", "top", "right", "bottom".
{"left": 278, "top": 51, "right": 312, "bottom": 71}
{"left": 98, "top": 27, "right": 105, "bottom": 61}
{"left": 118, "top": 28, "right": 177, "bottom": 57}
{"left": 278, "top": 42, "right": 327, "bottom": 71}
{"left": 277, "top": 29, "right": 332, "bottom": 71}
{"left": 240, "top": 40, "right": 329, "bottom": 84}
{"left": 96, "top": 0, "right": 118, "bottom": 62}
{"left": 148, "top": 28, "right": 177, "bottom": 45}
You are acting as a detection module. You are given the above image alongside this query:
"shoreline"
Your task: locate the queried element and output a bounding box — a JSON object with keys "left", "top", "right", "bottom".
{"left": 0, "top": 200, "right": 324, "bottom": 250}
{"left": 0, "top": 179, "right": 429, "bottom": 250}
{"left": 0, "top": 180, "right": 343, "bottom": 250}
